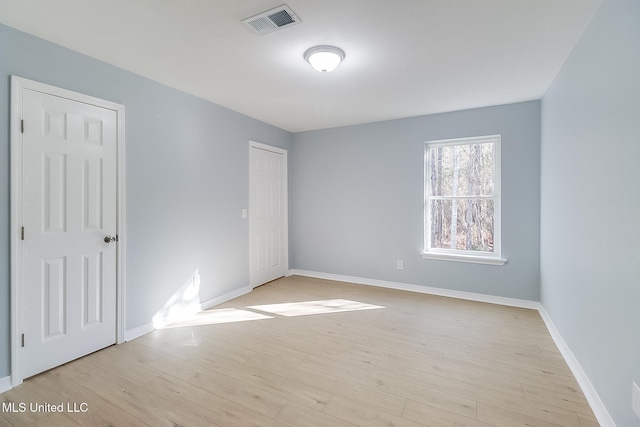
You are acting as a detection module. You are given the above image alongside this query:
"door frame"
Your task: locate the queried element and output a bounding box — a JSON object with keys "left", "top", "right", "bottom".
{"left": 9, "top": 76, "right": 127, "bottom": 387}
{"left": 249, "top": 141, "right": 289, "bottom": 288}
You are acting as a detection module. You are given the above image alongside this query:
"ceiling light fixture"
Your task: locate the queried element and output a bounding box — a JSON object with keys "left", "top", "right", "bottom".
{"left": 303, "top": 45, "right": 345, "bottom": 73}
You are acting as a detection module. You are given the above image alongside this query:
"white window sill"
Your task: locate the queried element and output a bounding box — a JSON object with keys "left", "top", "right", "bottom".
{"left": 420, "top": 252, "right": 507, "bottom": 266}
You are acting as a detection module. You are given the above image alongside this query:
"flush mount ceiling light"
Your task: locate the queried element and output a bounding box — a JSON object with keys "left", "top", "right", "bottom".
{"left": 303, "top": 45, "right": 345, "bottom": 73}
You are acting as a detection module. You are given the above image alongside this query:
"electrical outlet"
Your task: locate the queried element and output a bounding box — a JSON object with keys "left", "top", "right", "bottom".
{"left": 396, "top": 259, "right": 404, "bottom": 270}
{"left": 633, "top": 381, "right": 640, "bottom": 419}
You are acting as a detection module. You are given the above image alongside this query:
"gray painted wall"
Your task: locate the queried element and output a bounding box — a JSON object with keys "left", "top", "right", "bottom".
{"left": 540, "top": 0, "right": 640, "bottom": 425}
{"left": 0, "top": 24, "right": 292, "bottom": 378}
{"left": 291, "top": 101, "right": 541, "bottom": 301}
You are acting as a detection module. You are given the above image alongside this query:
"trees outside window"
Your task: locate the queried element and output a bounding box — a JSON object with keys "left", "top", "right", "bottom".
{"left": 424, "top": 135, "right": 503, "bottom": 263}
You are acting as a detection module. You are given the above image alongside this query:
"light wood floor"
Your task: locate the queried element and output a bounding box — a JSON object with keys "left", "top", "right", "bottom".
{"left": 1, "top": 275, "right": 599, "bottom": 427}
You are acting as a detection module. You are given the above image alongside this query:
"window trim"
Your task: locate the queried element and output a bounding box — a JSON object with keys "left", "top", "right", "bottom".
{"left": 422, "top": 135, "right": 506, "bottom": 265}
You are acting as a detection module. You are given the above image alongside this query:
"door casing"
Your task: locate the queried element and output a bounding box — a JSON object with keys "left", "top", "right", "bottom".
{"left": 9, "top": 76, "right": 127, "bottom": 387}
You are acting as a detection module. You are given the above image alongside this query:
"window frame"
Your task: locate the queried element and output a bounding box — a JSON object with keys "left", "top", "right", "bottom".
{"left": 422, "top": 135, "right": 506, "bottom": 265}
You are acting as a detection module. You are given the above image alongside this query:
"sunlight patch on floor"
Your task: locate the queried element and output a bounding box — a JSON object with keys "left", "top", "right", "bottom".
{"left": 162, "top": 308, "right": 273, "bottom": 328}
{"left": 157, "top": 291, "right": 386, "bottom": 329}
{"left": 248, "top": 299, "right": 385, "bottom": 317}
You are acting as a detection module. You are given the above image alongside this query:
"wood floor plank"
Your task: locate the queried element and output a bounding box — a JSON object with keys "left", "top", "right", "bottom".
{"left": 323, "top": 395, "right": 425, "bottom": 427}
{"left": 0, "top": 414, "right": 12, "bottom": 427}
{"left": 350, "top": 342, "right": 443, "bottom": 368}
{"left": 237, "top": 320, "right": 357, "bottom": 354}
{"left": 477, "top": 402, "right": 566, "bottom": 427}
{"left": 577, "top": 410, "right": 601, "bottom": 427}
{"left": 284, "top": 318, "right": 445, "bottom": 361}
{"left": 23, "top": 369, "right": 151, "bottom": 427}
{"left": 187, "top": 349, "right": 332, "bottom": 411}
{"left": 143, "top": 374, "right": 287, "bottom": 427}
{"left": 185, "top": 331, "right": 259, "bottom": 363}
{"left": 133, "top": 327, "right": 206, "bottom": 360}
{"left": 300, "top": 354, "right": 478, "bottom": 419}
{"left": 201, "top": 328, "right": 310, "bottom": 364}
{"left": 248, "top": 353, "right": 408, "bottom": 416}
{"left": 444, "top": 350, "right": 584, "bottom": 397}
{"left": 521, "top": 384, "right": 594, "bottom": 415}
{"left": 31, "top": 413, "right": 82, "bottom": 427}
{"left": 462, "top": 343, "right": 575, "bottom": 374}
{"left": 47, "top": 357, "right": 96, "bottom": 380}
{"left": 143, "top": 353, "right": 289, "bottom": 418}
{"left": 275, "top": 401, "right": 356, "bottom": 427}
{"left": 403, "top": 399, "right": 493, "bottom": 427}
{"left": 370, "top": 359, "right": 583, "bottom": 426}
{"left": 373, "top": 357, "right": 525, "bottom": 398}
{"left": 71, "top": 366, "right": 210, "bottom": 427}
{"left": 80, "top": 344, "right": 164, "bottom": 386}
{"left": 0, "top": 276, "right": 599, "bottom": 427}
{"left": 476, "top": 391, "right": 583, "bottom": 426}
{"left": 0, "top": 383, "right": 50, "bottom": 426}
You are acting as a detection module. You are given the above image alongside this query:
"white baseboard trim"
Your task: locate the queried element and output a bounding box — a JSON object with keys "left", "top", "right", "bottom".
{"left": 200, "top": 285, "right": 253, "bottom": 311}
{"left": 124, "top": 322, "right": 155, "bottom": 341}
{"left": 289, "top": 269, "right": 540, "bottom": 310}
{"left": 124, "top": 285, "right": 253, "bottom": 341}
{"left": 0, "top": 376, "right": 12, "bottom": 394}
{"left": 290, "top": 269, "right": 615, "bottom": 427}
{"left": 538, "top": 306, "right": 615, "bottom": 427}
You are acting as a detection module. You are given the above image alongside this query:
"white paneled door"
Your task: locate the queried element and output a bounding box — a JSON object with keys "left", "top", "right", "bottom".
{"left": 19, "top": 88, "right": 118, "bottom": 379}
{"left": 249, "top": 143, "right": 287, "bottom": 287}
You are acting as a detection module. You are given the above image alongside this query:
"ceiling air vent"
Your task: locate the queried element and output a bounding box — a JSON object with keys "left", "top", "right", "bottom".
{"left": 242, "top": 5, "right": 301, "bottom": 35}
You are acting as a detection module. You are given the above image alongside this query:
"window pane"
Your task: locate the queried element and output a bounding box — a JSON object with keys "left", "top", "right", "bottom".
{"left": 430, "top": 199, "right": 494, "bottom": 252}
{"left": 428, "top": 143, "right": 494, "bottom": 197}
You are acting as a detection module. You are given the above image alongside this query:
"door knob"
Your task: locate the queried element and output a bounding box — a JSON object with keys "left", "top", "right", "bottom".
{"left": 104, "top": 235, "right": 116, "bottom": 243}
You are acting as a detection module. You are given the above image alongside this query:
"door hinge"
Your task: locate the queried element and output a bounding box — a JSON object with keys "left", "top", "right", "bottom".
{"left": 21, "top": 227, "right": 24, "bottom": 240}
{"left": 21, "top": 119, "right": 24, "bottom": 134}
{"left": 21, "top": 334, "right": 25, "bottom": 348}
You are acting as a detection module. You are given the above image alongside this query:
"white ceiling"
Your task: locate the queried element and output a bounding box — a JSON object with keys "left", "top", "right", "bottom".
{"left": 0, "top": 0, "right": 603, "bottom": 132}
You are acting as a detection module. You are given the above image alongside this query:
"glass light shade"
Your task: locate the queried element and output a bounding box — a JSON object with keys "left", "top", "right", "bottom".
{"left": 304, "top": 46, "right": 345, "bottom": 73}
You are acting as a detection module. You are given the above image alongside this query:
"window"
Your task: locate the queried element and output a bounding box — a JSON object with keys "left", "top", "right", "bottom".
{"left": 422, "top": 135, "right": 506, "bottom": 265}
